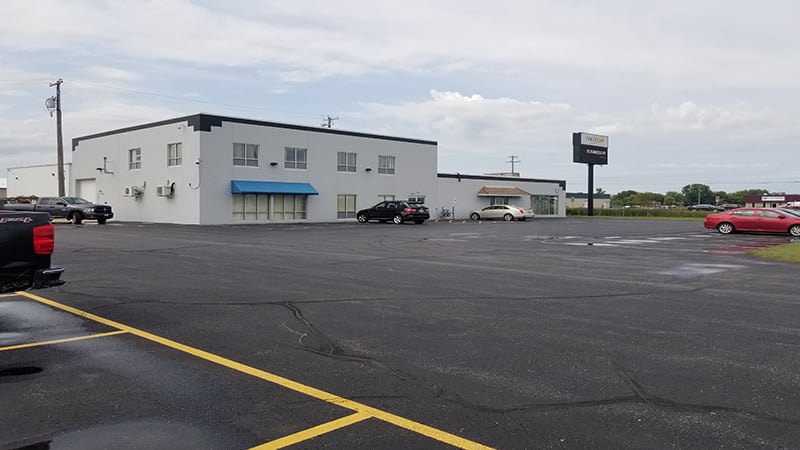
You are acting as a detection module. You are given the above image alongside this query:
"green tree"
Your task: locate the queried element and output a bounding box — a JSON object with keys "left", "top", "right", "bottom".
{"left": 595, "top": 187, "right": 607, "bottom": 195}
{"left": 681, "top": 184, "right": 713, "bottom": 205}
{"left": 663, "top": 191, "right": 685, "bottom": 206}
{"left": 631, "top": 192, "right": 665, "bottom": 206}
{"left": 727, "top": 189, "right": 768, "bottom": 205}
{"left": 611, "top": 190, "right": 638, "bottom": 207}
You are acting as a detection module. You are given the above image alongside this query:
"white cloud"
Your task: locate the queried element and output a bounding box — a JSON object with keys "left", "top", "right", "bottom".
{"left": 2, "top": 0, "right": 800, "bottom": 193}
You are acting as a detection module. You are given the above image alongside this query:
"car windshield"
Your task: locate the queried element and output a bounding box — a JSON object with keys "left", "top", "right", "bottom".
{"left": 61, "top": 197, "right": 91, "bottom": 204}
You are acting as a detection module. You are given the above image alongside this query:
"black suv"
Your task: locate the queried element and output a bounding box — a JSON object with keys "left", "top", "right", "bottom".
{"left": 356, "top": 201, "right": 430, "bottom": 224}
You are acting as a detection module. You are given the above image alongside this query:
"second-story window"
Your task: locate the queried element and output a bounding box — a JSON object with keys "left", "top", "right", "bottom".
{"left": 128, "top": 148, "right": 141, "bottom": 170}
{"left": 167, "top": 142, "right": 182, "bottom": 167}
{"left": 378, "top": 155, "right": 395, "bottom": 174}
{"left": 233, "top": 143, "right": 258, "bottom": 167}
{"left": 337, "top": 152, "right": 357, "bottom": 172}
{"left": 285, "top": 147, "right": 307, "bottom": 169}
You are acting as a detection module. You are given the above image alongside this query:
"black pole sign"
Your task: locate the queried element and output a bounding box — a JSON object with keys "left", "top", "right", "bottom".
{"left": 572, "top": 132, "right": 608, "bottom": 165}
{"left": 572, "top": 132, "right": 609, "bottom": 217}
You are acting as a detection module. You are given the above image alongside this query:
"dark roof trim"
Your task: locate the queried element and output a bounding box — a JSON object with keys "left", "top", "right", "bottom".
{"left": 438, "top": 173, "right": 566, "bottom": 189}
{"left": 73, "top": 113, "right": 437, "bottom": 151}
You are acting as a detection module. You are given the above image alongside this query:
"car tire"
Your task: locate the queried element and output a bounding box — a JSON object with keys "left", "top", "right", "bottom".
{"left": 70, "top": 212, "right": 84, "bottom": 225}
{"left": 357, "top": 213, "right": 368, "bottom": 223}
{"left": 789, "top": 224, "right": 800, "bottom": 237}
{"left": 392, "top": 214, "right": 403, "bottom": 224}
{"left": 717, "top": 222, "right": 734, "bottom": 234}
{"left": 503, "top": 213, "right": 513, "bottom": 221}
{"left": 97, "top": 218, "right": 107, "bottom": 225}
{"left": 470, "top": 213, "right": 480, "bottom": 220}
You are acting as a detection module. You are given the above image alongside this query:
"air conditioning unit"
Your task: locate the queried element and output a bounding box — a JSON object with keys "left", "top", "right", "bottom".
{"left": 156, "top": 185, "right": 173, "bottom": 197}
{"left": 123, "top": 186, "right": 142, "bottom": 197}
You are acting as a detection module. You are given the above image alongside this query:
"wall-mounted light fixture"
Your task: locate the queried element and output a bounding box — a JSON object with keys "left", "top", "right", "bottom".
{"left": 365, "top": 167, "right": 372, "bottom": 172}
{"left": 270, "top": 162, "right": 278, "bottom": 166}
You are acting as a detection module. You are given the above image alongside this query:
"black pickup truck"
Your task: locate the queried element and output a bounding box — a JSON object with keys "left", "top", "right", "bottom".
{"left": 0, "top": 211, "right": 64, "bottom": 293}
{"left": 1, "top": 196, "right": 113, "bottom": 224}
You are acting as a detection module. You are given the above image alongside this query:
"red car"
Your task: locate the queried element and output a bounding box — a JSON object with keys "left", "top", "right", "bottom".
{"left": 704, "top": 207, "right": 800, "bottom": 236}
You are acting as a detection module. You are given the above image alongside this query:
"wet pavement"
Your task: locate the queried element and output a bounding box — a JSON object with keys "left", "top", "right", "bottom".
{"left": 2, "top": 218, "right": 800, "bottom": 449}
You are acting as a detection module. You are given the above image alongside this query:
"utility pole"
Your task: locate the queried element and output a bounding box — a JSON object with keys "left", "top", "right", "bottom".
{"left": 321, "top": 115, "right": 339, "bottom": 128}
{"left": 49, "top": 78, "right": 65, "bottom": 197}
{"left": 506, "top": 154, "right": 521, "bottom": 175}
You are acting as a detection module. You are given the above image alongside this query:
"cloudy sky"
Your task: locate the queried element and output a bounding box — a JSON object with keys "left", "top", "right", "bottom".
{"left": 2, "top": 0, "right": 799, "bottom": 194}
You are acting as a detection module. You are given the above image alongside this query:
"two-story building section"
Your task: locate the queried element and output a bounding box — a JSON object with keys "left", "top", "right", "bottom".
{"left": 71, "top": 114, "right": 439, "bottom": 224}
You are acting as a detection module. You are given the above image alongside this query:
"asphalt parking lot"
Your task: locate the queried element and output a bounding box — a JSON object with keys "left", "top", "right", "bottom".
{"left": 2, "top": 218, "right": 800, "bottom": 449}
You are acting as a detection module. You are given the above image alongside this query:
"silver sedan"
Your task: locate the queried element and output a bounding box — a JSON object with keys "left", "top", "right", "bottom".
{"left": 469, "top": 205, "right": 534, "bottom": 221}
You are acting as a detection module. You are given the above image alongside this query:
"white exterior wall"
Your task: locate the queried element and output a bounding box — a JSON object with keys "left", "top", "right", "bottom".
{"left": 6, "top": 163, "right": 72, "bottom": 197}
{"left": 72, "top": 121, "right": 202, "bottom": 224}
{"left": 72, "top": 115, "right": 438, "bottom": 224}
{"left": 435, "top": 175, "right": 566, "bottom": 220}
{"left": 198, "top": 121, "right": 437, "bottom": 224}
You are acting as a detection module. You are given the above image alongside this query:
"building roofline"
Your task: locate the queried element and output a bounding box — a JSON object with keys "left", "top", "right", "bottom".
{"left": 72, "top": 113, "right": 438, "bottom": 150}
{"left": 438, "top": 172, "right": 566, "bottom": 189}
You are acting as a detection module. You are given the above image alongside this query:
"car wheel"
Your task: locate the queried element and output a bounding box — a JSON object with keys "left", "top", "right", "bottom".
{"left": 470, "top": 213, "right": 480, "bottom": 220}
{"left": 717, "top": 222, "right": 734, "bottom": 234}
{"left": 789, "top": 224, "right": 800, "bottom": 237}
{"left": 70, "top": 212, "right": 84, "bottom": 225}
{"left": 97, "top": 218, "right": 107, "bottom": 225}
{"left": 357, "top": 213, "right": 368, "bottom": 223}
{"left": 392, "top": 214, "right": 403, "bottom": 224}
{"left": 503, "top": 213, "right": 513, "bottom": 221}
{"left": 414, "top": 220, "right": 425, "bottom": 224}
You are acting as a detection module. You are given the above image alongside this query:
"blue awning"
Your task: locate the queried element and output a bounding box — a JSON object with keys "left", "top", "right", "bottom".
{"left": 230, "top": 180, "right": 319, "bottom": 195}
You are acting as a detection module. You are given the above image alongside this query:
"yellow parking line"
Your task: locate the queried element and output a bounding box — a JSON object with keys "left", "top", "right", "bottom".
{"left": 18, "top": 291, "right": 494, "bottom": 450}
{"left": 250, "top": 411, "right": 371, "bottom": 449}
{"left": 0, "top": 330, "right": 128, "bottom": 352}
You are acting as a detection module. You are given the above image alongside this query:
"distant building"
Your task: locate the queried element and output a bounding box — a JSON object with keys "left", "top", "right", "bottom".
{"left": 6, "top": 164, "right": 72, "bottom": 198}
{"left": 566, "top": 192, "right": 611, "bottom": 209}
{"left": 743, "top": 193, "right": 800, "bottom": 208}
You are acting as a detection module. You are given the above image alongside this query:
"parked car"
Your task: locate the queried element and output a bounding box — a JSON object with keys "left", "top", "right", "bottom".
{"left": 687, "top": 204, "right": 724, "bottom": 212}
{"left": 0, "top": 211, "right": 65, "bottom": 293}
{"left": 719, "top": 203, "right": 742, "bottom": 210}
{"left": 356, "top": 201, "right": 430, "bottom": 224}
{"left": 704, "top": 207, "right": 800, "bottom": 236}
{"left": 469, "top": 205, "right": 534, "bottom": 221}
{"left": 0, "top": 196, "right": 113, "bottom": 224}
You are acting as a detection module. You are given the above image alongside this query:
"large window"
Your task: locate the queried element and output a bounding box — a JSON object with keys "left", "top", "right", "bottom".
{"left": 285, "top": 147, "right": 307, "bottom": 169}
{"left": 128, "top": 148, "right": 141, "bottom": 170}
{"left": 337, "top": 194, "right": 357, "bottom": 218}
{"left": 233, "top": 143, "right": 259, "bottom": 167}
{"left": 531, "top": 195, "right": 559, "bottom": 215}
{"left": 378, "top": 194, "right": 395, "bottom": 202}
{"left": 232, "top": 194, "right": 307, "bottom": 221}
{"left": 378, "top": 155, "right": 395, "bottom": 174}
{"left": 167, "top": 142, "right": 182, "bottom": 167}
{"left": 337, "top": 152, "right": 357, "bottom": 172}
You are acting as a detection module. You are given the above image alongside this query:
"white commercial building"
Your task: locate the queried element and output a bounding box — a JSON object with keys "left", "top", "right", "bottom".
{"left": 10, "top": 113, "right": 565, "bottom": 223}
{"left": 6, "top": 163, "right": 72, "bottom": 198}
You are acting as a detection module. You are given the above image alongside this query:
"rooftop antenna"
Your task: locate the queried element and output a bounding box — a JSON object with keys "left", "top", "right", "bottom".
{"left": 321, "top": 115, "right": 339, "bottom": 128}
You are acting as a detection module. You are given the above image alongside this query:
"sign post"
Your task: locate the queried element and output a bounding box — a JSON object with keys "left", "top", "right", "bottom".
{"left": 572, "top": 132, "right": 609, "bottom": 216}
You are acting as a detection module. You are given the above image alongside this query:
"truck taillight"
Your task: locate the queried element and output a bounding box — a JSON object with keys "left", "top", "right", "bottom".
{"left": 33, "top": 224, "right": 55, "bottom": 255}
